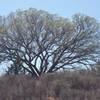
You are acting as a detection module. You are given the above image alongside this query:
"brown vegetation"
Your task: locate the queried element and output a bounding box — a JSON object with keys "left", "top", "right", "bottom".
{"left": 0, "top": 70, "right": 100, "bottom": 100}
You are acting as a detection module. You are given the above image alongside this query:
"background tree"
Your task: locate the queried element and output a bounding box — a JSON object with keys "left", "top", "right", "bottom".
{"left": 0, "top": 8, "right": 100, "bottom": 77}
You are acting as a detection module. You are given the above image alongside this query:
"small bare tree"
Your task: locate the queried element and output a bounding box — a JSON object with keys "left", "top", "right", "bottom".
{"left": 0, "top": 9, "right": 100, "bottom": 77}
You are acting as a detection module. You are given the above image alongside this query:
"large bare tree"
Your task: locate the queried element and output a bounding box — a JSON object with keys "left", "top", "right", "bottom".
{"left": 0, "top": 9, "right": 100, "bottom": 77}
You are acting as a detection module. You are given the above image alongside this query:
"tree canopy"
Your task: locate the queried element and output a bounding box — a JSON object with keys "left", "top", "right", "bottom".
{"left": 0, "top": 8, "right": 100, "bottom": 77}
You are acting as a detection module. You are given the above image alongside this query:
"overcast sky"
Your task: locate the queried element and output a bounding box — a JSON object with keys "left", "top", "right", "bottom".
{"left": 0, "top": 0, "right": 100, "bottom": 21}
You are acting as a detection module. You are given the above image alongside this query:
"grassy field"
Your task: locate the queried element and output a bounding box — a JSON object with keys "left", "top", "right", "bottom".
{"left": 0, "top": 70, "right": 100, "bottom": 100}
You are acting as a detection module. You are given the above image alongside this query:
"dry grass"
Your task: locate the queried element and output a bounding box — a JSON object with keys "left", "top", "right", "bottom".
{"left": 0, "top": 70, "right": 100, "bottom": 100}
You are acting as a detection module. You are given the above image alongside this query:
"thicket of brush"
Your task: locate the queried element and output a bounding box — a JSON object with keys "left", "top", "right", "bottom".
{"left": 0, "top": 69, "right": 100, "bottom": 100}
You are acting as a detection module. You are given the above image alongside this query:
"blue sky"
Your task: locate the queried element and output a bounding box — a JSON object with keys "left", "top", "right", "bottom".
{"left": 0, "top": 0, "right": 100, "bottom": 21}
{"left": 0, "top": 0, "right": 100, "bottom": 74}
